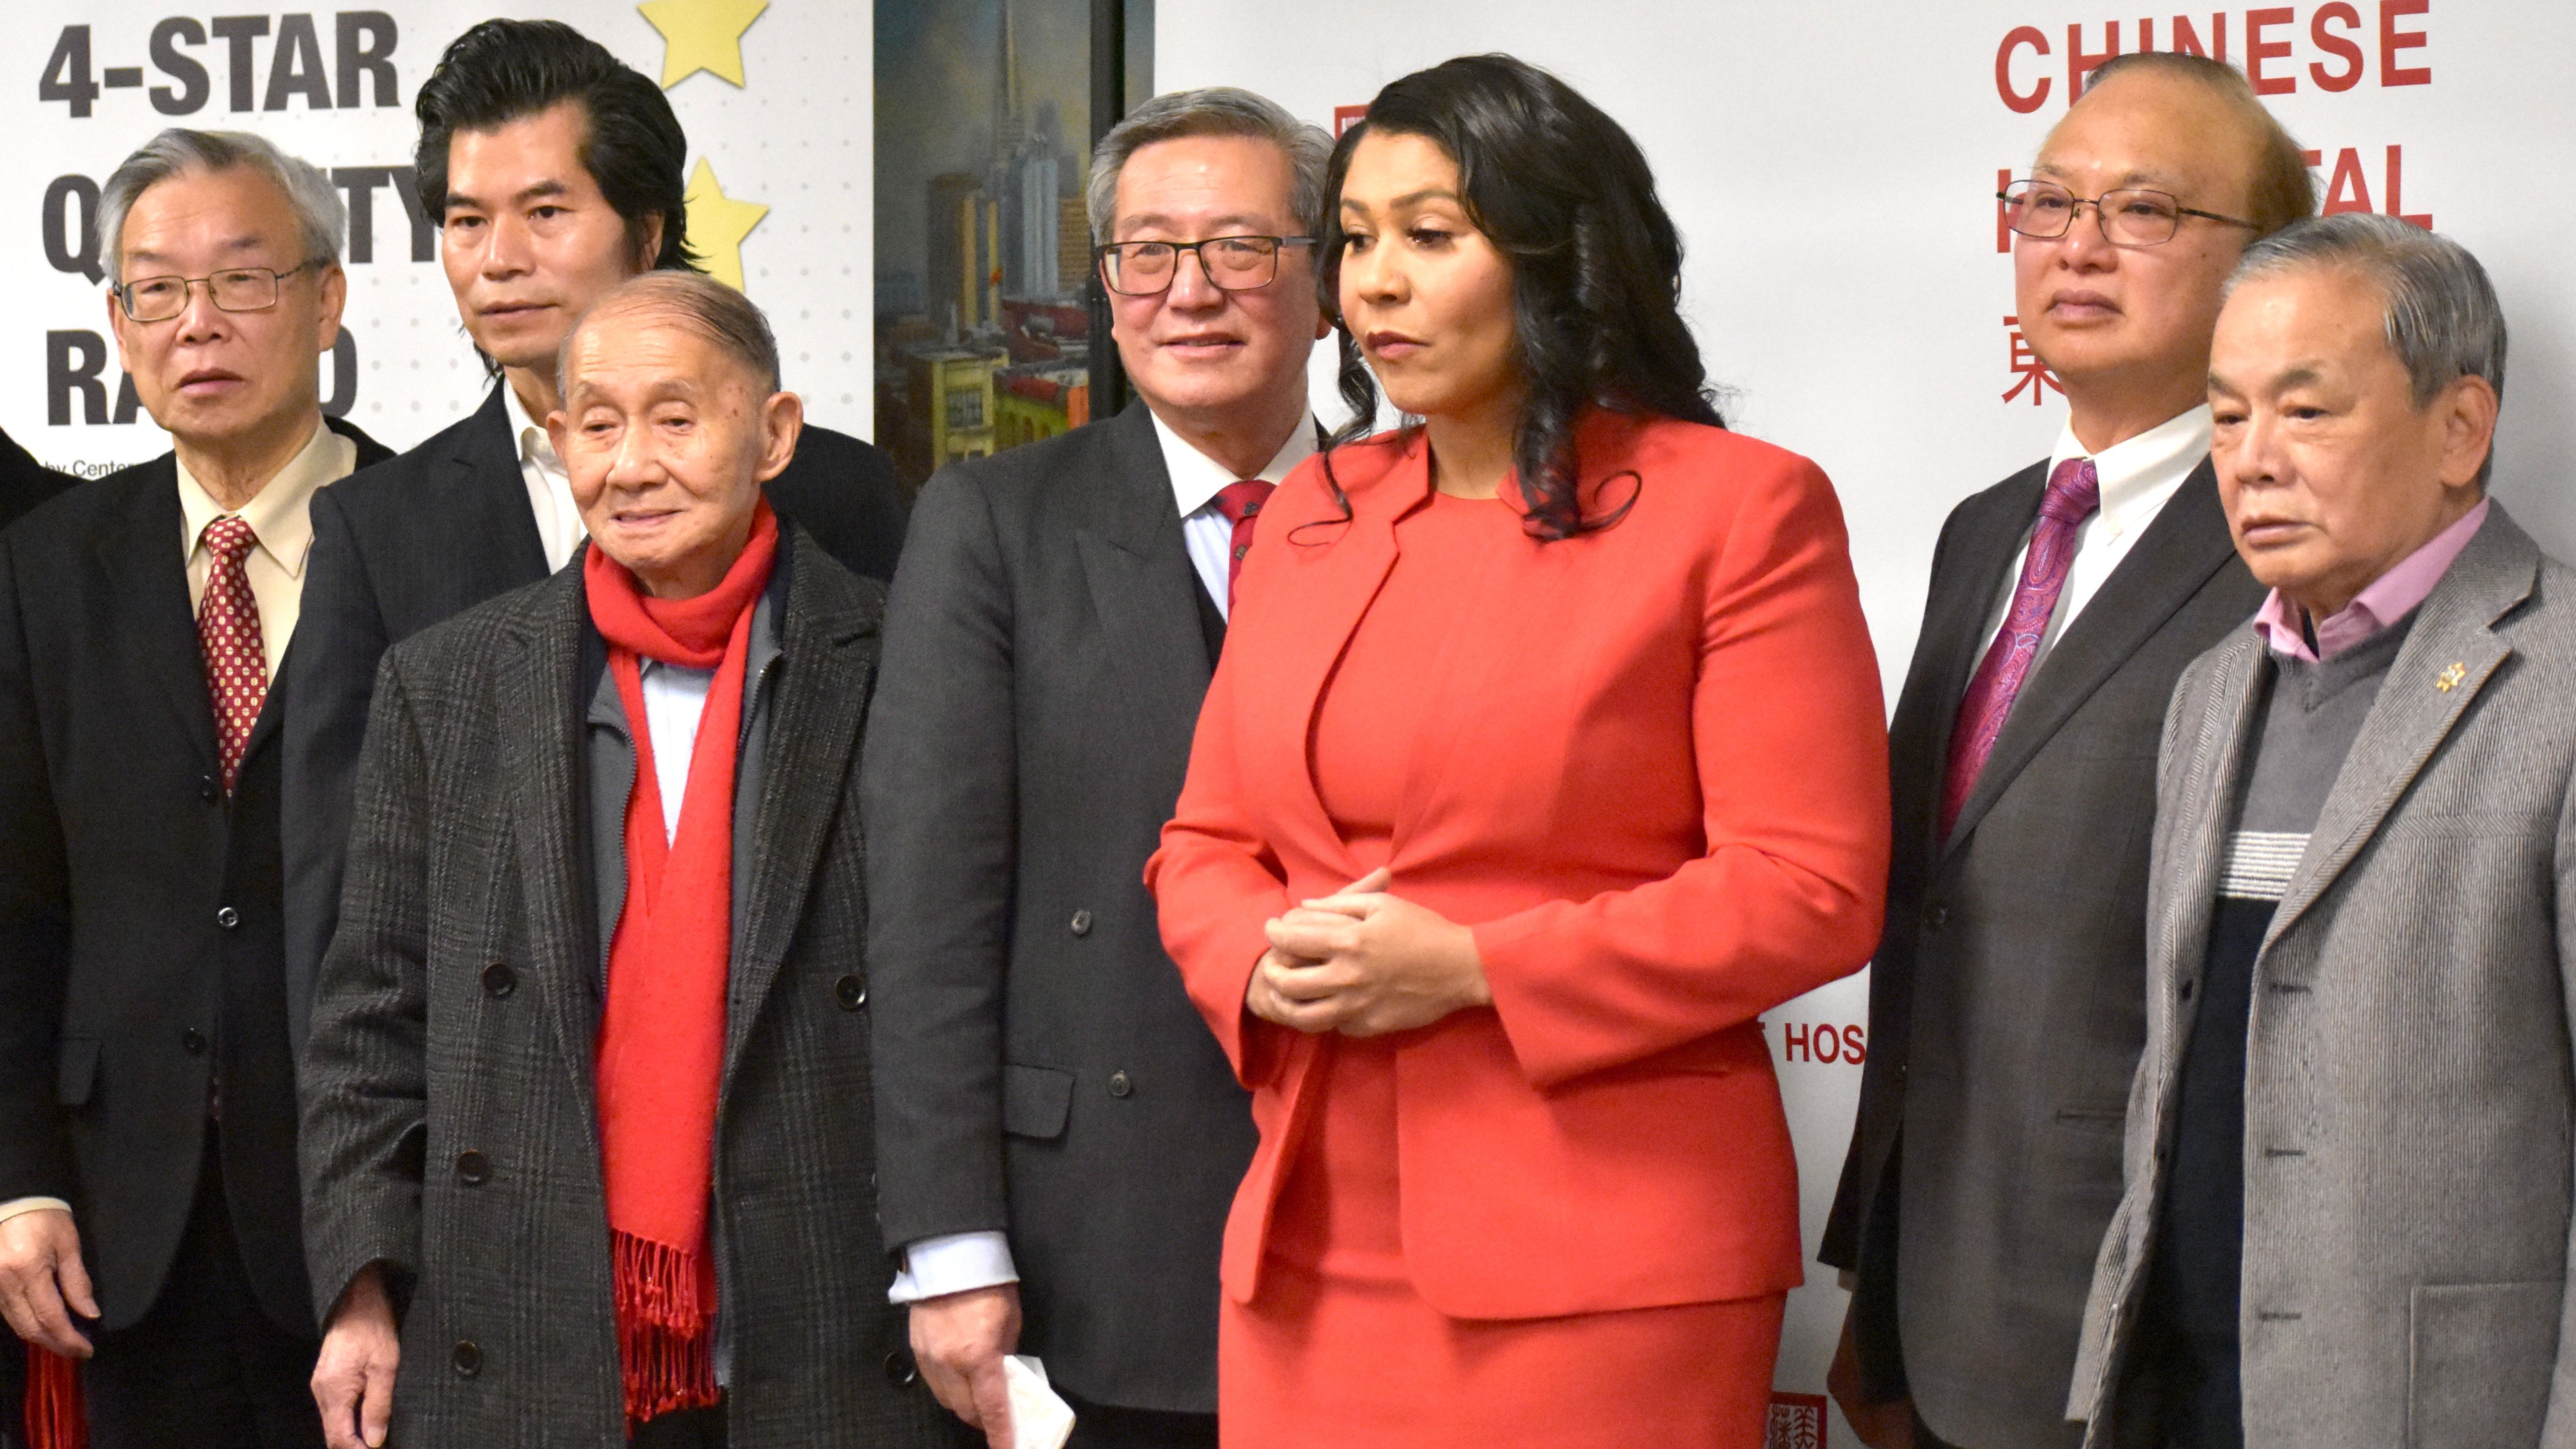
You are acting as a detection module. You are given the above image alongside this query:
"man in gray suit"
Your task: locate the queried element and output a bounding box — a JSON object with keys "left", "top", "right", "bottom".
{"left": 862, "top": 89, "right": 1330, "bottom": 1449}
{"left": 298, "top": 274, "right": 947, "bottom": 1449}
{"left": 1824, "top": 54, "right": 2310, "bottom": 1449}
{"left": 2072, "top": 216, "right": 2568, "bottom": 1445}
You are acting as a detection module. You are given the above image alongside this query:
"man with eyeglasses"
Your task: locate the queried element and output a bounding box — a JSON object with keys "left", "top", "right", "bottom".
{"left": 862, "top": 88, "right": 1332, "bottom": 1449}
{"left": 1822, "top": 53, "right": 2312, "bottom": 1449}
{"left": 0, "top": 128, "right": 389, "bottom": 1449}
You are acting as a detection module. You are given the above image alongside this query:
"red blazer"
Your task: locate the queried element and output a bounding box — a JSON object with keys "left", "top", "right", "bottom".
{"left": 1146, "top": 411, "right": 1891, "bottom": 1320}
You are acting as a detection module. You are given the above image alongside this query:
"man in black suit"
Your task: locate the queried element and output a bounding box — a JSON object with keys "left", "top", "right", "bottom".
{"left": 280, "top": 19, "right": 907, "bottom": 1024}
{"left": 1820, "top": 55, "right": 2313, "bottom": 1449}
{"left": 862, "top": 90, "right": 1332, "bottom": 1449}
{"left": 0, "top": 128, "right": 388, "bottom": 1449}
{"left": 0, "top": 430, "right": 76, "bottom": 531}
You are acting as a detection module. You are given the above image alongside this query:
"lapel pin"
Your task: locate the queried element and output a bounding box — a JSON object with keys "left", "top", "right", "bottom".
{"left": 2435, "top": 661, "right": 2467, "bottom": 693}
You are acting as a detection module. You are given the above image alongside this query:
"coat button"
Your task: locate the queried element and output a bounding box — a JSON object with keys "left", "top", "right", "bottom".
{"left": 1070, "top": 910, "right": 1093, "bottom": 937}
{"left": 198, "top": 775, "right": 219, "bottom": 805}
{"left": 883, "top": 1349, "right": 917, "bottom": 1385}
{"left": 215, "top": 905, "right": 240, "bottom": 930}
{"left": 1920, "top": 903, "right": 1948, "bottom": 931}
{"left": 2180, "top": 980, "right": 2196, "bottom": 1002}
{"left": 181, "top": 1027, "right": 208, "bottom": 1056}
{"left": 481, "top": 962, "right": 517, "bottom": 998}
{"left": 452, "top": 1341, "right": 481, "bottom": 1377}
{"left": 455, "top": 1150, "right": 490, "bottom": 1185}
{"left": 833, "top": 975, "right": 866, "bottom": 1011}
{"left": 1108, "top": 1070, "right": 1133, "bottom": 1099}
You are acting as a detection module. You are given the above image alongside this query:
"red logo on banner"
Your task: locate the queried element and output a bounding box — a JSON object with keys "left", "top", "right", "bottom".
{"left": 1334, "top": 104, "right": 1367, "bottom": 136}
{"left": 2002, "top": 316, "right": 2064, "bottom": 406}
{"left": 1769, "top": 1392, "right": 1828, "bottom": 1449}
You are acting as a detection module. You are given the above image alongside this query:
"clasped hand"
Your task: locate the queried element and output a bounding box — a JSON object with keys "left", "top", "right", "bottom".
{"left": 1247, "top": 868, "right": 1491, "bottom": 1037}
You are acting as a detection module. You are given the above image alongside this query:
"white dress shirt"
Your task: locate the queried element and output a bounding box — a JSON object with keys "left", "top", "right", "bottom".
{"left": 0, "top": 418, "right": 360, "bottom": 1233}
{"left": 1157, "top": 412, "right": 1320, "bottom": 621}
{"left": 504, "top": 381, "right": 587, "bottom": 572}
{"left": 1970, "top": 404, "right": 2214, "bottom": 671}
{"left": 884, "top": 410, "right": 1319, "bottom": 1307}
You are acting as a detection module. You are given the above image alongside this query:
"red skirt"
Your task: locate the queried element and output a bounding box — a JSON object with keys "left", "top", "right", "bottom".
{"left": 1219, "top": 1036, "right": 1786, "bottom": 1449}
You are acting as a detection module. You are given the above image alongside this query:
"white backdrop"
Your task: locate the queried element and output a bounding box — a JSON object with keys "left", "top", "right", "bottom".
{"left": 1160, "top": 3, "right": 2576, "bottom": 1441}
{"left": 0, "top": 0, "right": 872, "bottom": 476}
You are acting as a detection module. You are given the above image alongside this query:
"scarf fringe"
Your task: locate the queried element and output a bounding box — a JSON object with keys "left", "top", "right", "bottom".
{"left": 611, "top": 1230, "right": 718, "bottom": 1422}
{"left": 27, "top": 1345, "right": 85, "bottom": 1449}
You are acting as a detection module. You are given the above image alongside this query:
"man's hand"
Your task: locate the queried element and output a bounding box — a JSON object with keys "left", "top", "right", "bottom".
{"left": 1254, "top": 868, "right": 1489, "bottom": 1037}
{"left": 910, "top": 1282, "right": 1021, "bottom": 1449}
{"left": 312, "top": 1264, "right": 400, "bottom": 1449}
{"left": 0, "top": 1208, "right": 95, "bottom": 1358}
{"left": 1827, "top": 1305, "right": 1917, "bottom": 1449}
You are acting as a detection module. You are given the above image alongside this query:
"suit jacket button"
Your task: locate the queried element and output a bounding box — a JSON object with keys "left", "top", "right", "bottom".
{"left": 181, "top": 1027, "right": 208, "bottom": 1056}
{"left": 481, "top": 962, "right": 516, "bottom": 998}
{"left": 198, "top": 775, "right": 219, "bottom": 805}
{"left": 1108, "top": 1070, "right": 1133, "bottom": 1099}
{"left": 1070, "top": 910, "right": 1093, "bottom": 937}
{"left": 215, "top": 905, "right": 241, "bottom": 930}
{"left": 833, "top": 975, "right": 866, "bottom": 1011}
{"left": 1920, "top": 903, "right": 1948, "bottom": 931}
{"left": 456, "top": 1149, "right": 491, "bottom": 1185}
{"left": 883, "top": 1349, "right": 917, "bottom": 1385}
{"left": 452, "top": 1341, "right": 481, "bottom": 1377}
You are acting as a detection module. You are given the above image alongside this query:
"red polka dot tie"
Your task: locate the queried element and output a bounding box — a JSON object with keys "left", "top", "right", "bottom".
{"left": 1212, "top": 479, "right": 1275, "bottom": 614}
{"left": 196, "top": 515, "right": 267, "bottom": 794}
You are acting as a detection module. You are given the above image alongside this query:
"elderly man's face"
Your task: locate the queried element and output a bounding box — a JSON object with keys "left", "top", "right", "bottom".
{"left": 551, "top": 304, "right": 800, "bottom": 599}
{"left": 441, "top": 101, "right": 657, "bottom": 376}
{"left": 2211, "top": 265, "right": 2496, "bottom": 616}
{"left": 1106, "top": 134, "right": 1329, "bottom": 430}
{"left": 107, "top": 164, "right": 343, "bottom": 451}
{"left": 2016, "top": 71, "right": 2258, "bottom": 405}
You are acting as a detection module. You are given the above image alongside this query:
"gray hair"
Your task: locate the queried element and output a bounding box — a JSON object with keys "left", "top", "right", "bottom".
{"left": 1086, "top": 87, "right": 1333, "bottom": 246}
{"left": 561, "top": 271, "right": 781, "bottom": 394}
{"left": 96, "top": 128, "right": 344, "bottom": 284}
{"left": 2228, "top": 213, "right": 2507, "bottom": 483}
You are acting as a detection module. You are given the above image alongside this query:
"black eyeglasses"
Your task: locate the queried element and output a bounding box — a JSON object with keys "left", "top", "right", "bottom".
{"left": 1096, "top": 235, "right": 1317, "bottom": 296}
{"left": 114, "top": 260, "right": 325, "bottom": 322}
{"left": 1998, "top": 180, "right": 2258, "bottom": 247}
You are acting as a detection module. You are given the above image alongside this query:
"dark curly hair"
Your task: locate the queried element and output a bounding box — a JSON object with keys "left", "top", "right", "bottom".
{"left": 1319, "top": 54, "right": 1722, "bottom": 540}
{"left": 412, "top": 19, "right": 698, "bottom": 274}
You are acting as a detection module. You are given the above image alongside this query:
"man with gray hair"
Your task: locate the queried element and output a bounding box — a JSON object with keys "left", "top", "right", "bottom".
{"left": 863, "top": 87, "right": 1332, "bottom": 1449}
{"left": 0, "top": 127, "right": 387, "bottom": 1449}
{"left": 2071, "top": 213, "right": 2576, "bottom": 1445}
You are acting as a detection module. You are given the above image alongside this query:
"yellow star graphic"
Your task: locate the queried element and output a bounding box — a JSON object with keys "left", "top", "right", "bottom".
{"left": 638, "top": 0, "right": 768, "bottom": 88}
{"left": 685, "top": 158, "right": 769, "bottom": 292}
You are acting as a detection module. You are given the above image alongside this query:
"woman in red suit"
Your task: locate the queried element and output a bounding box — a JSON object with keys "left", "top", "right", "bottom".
{"left": 1144, "top": 54, "right": 1891, "bottom": 1448}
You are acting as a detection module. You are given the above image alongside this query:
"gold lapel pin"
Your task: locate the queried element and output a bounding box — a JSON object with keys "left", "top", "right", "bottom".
{"left": 2436, "top": 661, "right": 2467, "bottom": 693}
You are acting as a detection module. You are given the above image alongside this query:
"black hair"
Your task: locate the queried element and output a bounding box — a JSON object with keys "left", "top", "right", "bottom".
{"left": 1319, "top": 54, "right": 1721, "bottom": 541}
{"left": 412, "top": 19, "right": 698, "bottom": 273}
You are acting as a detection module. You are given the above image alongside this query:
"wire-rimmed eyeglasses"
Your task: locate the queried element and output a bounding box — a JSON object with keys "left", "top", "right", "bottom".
{"left": 114, "top": 260, "right": 326, "bottom": 323}
{"left": 1096, "top": 235, "right": 1317, "bottom": 296}
{"left": 1998, "top": 180, "right": 2259, "bottom": 247}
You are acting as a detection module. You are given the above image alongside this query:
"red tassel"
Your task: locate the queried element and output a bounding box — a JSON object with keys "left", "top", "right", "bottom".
{"left": 610, "top": 1231, "right": 718, "bottom": 1424}
{"left": 25, "top": 1344, "right": 85, "bottom": 1449}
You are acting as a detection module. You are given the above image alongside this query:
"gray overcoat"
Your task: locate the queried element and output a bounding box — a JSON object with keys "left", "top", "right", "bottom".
{"left": 297, "top": 533, "right": 951, "bottom": 1446}
{"left": 2071, "top": 503, "right": 2576, "bottom": 1446}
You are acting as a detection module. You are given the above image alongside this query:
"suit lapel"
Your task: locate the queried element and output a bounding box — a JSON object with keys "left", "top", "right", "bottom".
{"left": 457, "top": 385, "right": 551, "bottom": 585}
{"left": 1074, "top": 406, "right": 1213, "bottom": 756}
{"left": 1945, "top": 459, "right": 2240, "bottom": 854}
{"left": 1905, "top": 462, "right": 2048, "bottom": 861}
{"left": 496, "top": 569, "right": 601, "bottom": 1079}
{"left": 2159, "top": 634, "right": 2268, "bottom": 991}
{"left": 724, "top": 538, "right": 872, "bottom": 1085}
{"left": 2263, "top": 507, "right": 2536, "bottom": 948}
{"left": 97, "top": 461, "right": 219, "bottom": 774}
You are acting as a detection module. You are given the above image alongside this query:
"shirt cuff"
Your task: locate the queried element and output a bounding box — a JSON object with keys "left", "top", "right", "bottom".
{"left": 0, "top": 1197, "right": 72, "bottom": 1227}
{"left": 888, "top": 1231, "right": 1018, "bottom": 1304}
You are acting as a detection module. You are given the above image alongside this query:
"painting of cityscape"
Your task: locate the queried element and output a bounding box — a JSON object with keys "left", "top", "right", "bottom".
{"left": 876, "top": 0, "right": 1132, "bottom": 493}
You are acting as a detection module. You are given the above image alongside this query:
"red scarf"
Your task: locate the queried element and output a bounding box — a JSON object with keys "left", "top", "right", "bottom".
{"left": 581, "top": 501, "right": 778, "bottom": 1422}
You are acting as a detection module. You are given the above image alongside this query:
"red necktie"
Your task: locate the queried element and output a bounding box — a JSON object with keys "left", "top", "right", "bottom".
{"left": 1938, "top": 457, "right": 2100, "bottom": 841}
{"left": 196, "top": 515, "right": 268, "bottom": 794}
{"left": 1212, "top": 479, "right": 1275, "bottom": 613}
